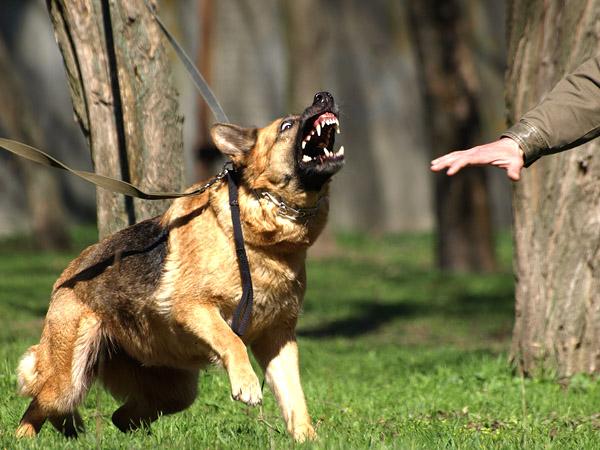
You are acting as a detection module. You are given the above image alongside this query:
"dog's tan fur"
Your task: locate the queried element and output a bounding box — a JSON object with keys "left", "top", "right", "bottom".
{"left": 15, "top": 93, "right": 343, "bottom": 441}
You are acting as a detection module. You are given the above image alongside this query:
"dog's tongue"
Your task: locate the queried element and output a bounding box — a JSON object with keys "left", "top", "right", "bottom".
{"left": 314, "top": 112, "right": 336, "bottom": 128}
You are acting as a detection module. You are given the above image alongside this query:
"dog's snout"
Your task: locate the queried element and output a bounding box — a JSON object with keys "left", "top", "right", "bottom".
{"left": 313, "top": 92, "right": 334, "bottom": 106}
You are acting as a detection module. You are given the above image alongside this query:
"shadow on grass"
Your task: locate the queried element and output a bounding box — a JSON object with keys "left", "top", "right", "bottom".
{"left": 298, "top": 301, "right": 420, "bottom": 338}
{"left": 298, "top": 269, "right": 515, "bottom": 340}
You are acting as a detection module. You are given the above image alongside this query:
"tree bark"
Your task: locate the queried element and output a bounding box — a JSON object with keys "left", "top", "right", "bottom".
{"left": 46, "top": 0, "right": 184, "bottom": 239}
{"left": 406, "top": 0, "right": 497, "bottom": 272}
{"left": 507, "top": 0, "right": 600, "bottom": 377}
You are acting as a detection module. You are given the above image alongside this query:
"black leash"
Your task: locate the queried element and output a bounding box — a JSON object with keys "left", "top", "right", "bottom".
{"left": 227, "top": 168, "right": 254, "bottom": 336}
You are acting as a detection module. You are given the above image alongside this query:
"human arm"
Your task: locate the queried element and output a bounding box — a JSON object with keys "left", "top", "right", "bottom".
{"left": 507, "top": 56, "right": 600, "bottom": 165}
{"left": 432, "top": 56, "right": 600, "bottom": 178}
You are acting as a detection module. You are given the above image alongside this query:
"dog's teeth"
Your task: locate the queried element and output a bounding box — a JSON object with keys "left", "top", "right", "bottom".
{"left": 335, "top": 124, "right": 341, "bottom": 134}
{"left": 316, "top": 124, "right": 321, "bottom": 136}
{"left": 302, "top": 154, "right": 312, "bottom": 163}
{"left": 324, "top": 149, "right": 331, "bottom": 157}
{"left": 302, "top": 134, "right": 311, "bottom": 149}
{"left": 338, "top": 145, "right": 345, "bottom": 156}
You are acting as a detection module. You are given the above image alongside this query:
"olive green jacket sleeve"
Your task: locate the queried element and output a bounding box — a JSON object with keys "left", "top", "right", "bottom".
{"left": 501, "top": 56, "right": 600, "bottom": 166}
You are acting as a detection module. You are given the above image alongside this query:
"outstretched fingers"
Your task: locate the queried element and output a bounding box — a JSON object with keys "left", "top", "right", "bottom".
{"left": 430, "top": 150, "right": 474, "bottom": 176}
{"left": 430, "top": 138, "right": 524, "bottom": 181}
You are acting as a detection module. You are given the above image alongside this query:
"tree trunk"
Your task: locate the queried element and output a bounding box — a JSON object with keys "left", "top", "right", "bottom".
{"left": 406, "top": 0, "right": 497, "bottom": 272}
{"left": 46, "top": 0, "right": 184, "bottom": 239}
{"left": 0, "top": 35, "right": 69, "bottom": 249}
{"left": 507, "top": 0, "right": 600, "bottom": 377}
{"left": 283, "top": 0, "right": 326, "bottom": 112}
{"left": 282, "top": 0, "right": 336, "bottom": 256}
{"left": 194, "top": 0, "right": 220, "bottom": 183}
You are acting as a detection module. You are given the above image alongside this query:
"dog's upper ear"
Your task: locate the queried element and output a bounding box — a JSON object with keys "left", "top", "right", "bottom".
{"left": 211, "top": 123, "right": 257, "bottom": 159}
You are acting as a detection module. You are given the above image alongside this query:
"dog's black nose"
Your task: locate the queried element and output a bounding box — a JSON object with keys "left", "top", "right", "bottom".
{"left": 313, "top": 92, "right": 334, "bottom": 106}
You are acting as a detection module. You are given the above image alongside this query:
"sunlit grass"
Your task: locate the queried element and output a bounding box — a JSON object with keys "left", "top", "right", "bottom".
{"left": 1, "top": 227, "right": 599, "bottom": 448}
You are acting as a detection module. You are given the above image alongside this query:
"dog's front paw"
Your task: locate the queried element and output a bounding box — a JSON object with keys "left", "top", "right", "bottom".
{"left": 15, "top": 423, "right": 37, "bottom": 438}
{"left": 292, "top": 424, "right": 317, "bottom": 442}
{"left": 230, "top": 370, "right": 262, "bottom": 406}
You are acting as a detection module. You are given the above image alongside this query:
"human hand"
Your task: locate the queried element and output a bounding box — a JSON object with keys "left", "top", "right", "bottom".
{"left": 430, "top": 138, "right": 525, "bottom": 181}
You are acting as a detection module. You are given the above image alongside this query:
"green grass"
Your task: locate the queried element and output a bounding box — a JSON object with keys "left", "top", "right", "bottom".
{"left": 1, "top": 227, "right": 600, "bottom": 448}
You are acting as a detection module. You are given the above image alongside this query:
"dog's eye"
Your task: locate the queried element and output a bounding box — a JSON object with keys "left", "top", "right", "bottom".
{"left": 280, "top": 120, "right": 294, "bottom": 132}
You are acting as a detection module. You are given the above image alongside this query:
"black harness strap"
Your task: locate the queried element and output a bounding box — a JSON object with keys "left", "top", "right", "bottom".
{"left": 227, "top": 168, "right": 254, "bottom": 336}
{"left": 147, "top": 0, "right": 255, "bottom": 335}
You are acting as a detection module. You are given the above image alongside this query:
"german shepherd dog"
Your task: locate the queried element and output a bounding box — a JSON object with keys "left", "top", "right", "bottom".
{"left": 15, "top": 92, "right": 344, "bottom": 441}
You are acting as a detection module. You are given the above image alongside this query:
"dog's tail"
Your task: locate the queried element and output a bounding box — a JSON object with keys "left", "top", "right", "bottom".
{"left": 17, "top": 345, "right": 41, "bottom": 398}
{"left": 69, "top": 315, "right": 104, "bottom": 407}
{"left": 17, "top": 314, "right": 103, "bottom": 412}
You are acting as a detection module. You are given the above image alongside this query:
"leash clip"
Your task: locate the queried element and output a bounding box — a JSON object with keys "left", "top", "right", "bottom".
{"left": 222, "top": 160, "right": 234, "bottom": 174}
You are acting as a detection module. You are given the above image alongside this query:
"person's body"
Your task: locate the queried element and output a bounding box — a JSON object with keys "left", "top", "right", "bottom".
{"left": 431, "top": 56, "right": 600, "bottom": 180}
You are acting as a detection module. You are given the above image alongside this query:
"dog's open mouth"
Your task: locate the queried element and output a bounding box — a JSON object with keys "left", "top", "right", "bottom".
{"left": 296, "top": 92, "right": 345, "bottom": 190}
{"left": 300, "top": 112, "right": 344, "bottom": 165}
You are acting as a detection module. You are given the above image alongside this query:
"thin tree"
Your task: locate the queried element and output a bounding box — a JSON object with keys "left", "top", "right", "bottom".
{"left": 282, "top": 0, "right": 339, "bottom": 255}
{"left": 46, "top": 0, "right": 184, "bottom": 239}
{"left": 406, "top": 0, "right": 497, "bottom": 272}
{"left": 0, "top": 36, "right": 69, "bottom": 249}
{"left": 194, "top": 0, "right": 220, "bottom": 183}
{"left": 507, "top": 0, "right": 600, "bottom": 377}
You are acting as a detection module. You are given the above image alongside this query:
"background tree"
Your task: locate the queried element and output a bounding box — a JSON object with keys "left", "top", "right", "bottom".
{"left": 46, "top": 0, "right": 184, "bottom": 239}
{"left": 507, "top": 0, "right": 600, "bottom": 377}
{"left": 194, "top": 0, "right": 220, "bottom": 183}
{"left": 406, "top": 0, "right": 497, "bottom": 272}
{"left": 283, "top": 0, "right": 338, "bottom": 254}
{"left": 0, "top": 36, "right": 69, "bottom": 249}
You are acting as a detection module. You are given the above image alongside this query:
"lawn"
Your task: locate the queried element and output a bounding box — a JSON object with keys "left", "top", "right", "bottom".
{"left": 1, "top": 228, "right": 600, "bottom": 449}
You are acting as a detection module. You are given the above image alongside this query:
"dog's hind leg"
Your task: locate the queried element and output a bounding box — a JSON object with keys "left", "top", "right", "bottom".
{"left": 16, "top": 294, "right": 102, "bottom": 438}
{"left": 48, "top": 411, "right": 85, "bottom": 438}
{"left": 101, "top": 351, "right": 199, "bottom": 432}
{"left": 15, "top": 400, "right": 46, "bottom": 438}
{"left": 16, "top": 402, "right": 84, "bottom": 438}
{"left": 110, "top": 366, "right": 199, "bottom": 432}
{"left": 111, "top": 402, "right": 160, "bottom": 432}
